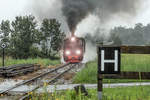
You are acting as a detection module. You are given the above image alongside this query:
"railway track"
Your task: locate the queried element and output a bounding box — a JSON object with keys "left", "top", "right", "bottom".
{"left": 0, "top": 64, "right": 40, "bottom": 77}
{"left": 0, "top": 62, "right": 77, "bottom": 97}
{"left": 19, "top": 63, "right": 77, "bottom": 100}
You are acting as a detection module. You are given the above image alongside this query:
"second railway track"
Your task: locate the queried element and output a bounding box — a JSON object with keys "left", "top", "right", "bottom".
{"left": 0, "top": 63, "right": 80, "bottom": 98}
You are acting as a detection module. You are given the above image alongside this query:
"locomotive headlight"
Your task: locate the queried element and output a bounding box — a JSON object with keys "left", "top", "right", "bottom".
{"left": 65, "top": 50, "right": 71, "bottom": 55}
{"left": 71, "top": 37, "right": 76, "bottom": 42}
{"left": 76, "top": 50, "right": 81, "bottom": 55}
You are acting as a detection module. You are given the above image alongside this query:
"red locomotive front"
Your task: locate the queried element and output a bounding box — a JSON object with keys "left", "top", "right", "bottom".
{"left": 63, "top": 36, "right": 85, "bottom": 63}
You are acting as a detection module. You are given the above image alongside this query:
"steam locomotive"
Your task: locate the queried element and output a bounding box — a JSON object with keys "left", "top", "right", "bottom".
{"left": 63, "top": 36, "right": 85, "bottom": 63}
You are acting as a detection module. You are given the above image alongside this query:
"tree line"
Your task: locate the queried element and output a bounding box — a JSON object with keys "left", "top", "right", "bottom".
{"left": 0, "top": 15, "right": 65, "bottom": 59}
{"left": 1, "top": 15, "right": 148, "bottom": 59}
{"left": 110, "top": 23, "right": 150, "bottom": 45}
{"left": 85, "top": 23, "right": 150, "bottom": 46}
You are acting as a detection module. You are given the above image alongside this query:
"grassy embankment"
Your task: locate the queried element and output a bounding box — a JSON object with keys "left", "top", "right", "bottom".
{"left": 30, "top": 85, "right": 150, "bottom": 100}
{"left": 73, "top": 54, "right": 150, "bottom": 83}
{"left": 0, "top": 57, "right": 60, "bottom": 67}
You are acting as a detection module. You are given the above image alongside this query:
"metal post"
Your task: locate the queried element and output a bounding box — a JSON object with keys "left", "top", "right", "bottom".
{"left": 1, "top": 43, "right": 6, "bottom": 67}
{"left": 2, "top": 48, "right": 4, "bottom": 67}
{"left": 97, "top": 43, "right": 103, "bottom": 100}
{"left": 98, "top": 74, "right": 103, "bottom": 100}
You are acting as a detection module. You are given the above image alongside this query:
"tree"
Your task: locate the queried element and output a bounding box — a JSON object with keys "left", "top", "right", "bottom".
{"left": 109, "top": 29, "right": 122, "bottom": 46}
{"left": 11, "top": 15, "right": 42, "bottom": 59}
{"left": 0, "top": 20, "right": 11, "bottom": 56}
{"left": 132, "top": 23, "right": 144, "bottom": 45}
{"left": 143, "top": 24, "right": 150, "bottom": 45}
{"left": 41, "top": 19, "right": 65, "bottom": 58}
{"left": 109, "top": 24, "right": 145, "bottom": 45}
{"left": 0, "top": 20, "right": 11, "bottom": 43}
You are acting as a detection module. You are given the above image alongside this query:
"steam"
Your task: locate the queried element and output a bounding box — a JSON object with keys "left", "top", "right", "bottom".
{"left": 62, "top": 0, "right": 141, "bottom": 33}
{"left": 29, "top": 0, "right": 141, "bottom": 34}
{"left": 83, "top": 41, "right": 97, "bottom": 63}
{"left": 28, "top": 0, "right": 69, "bottom": 33}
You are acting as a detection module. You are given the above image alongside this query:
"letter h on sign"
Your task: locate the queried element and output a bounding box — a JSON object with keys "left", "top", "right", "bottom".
{"left": 98, "top": 47, "right": 120, "bottom": 74}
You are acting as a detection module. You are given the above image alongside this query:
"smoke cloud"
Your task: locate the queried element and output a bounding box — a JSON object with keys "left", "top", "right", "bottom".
{"left": 62, "top": 0, "right": 141, "bottom": 33}
{"left": 28, "top": 0, "right": 141, "bottom": 33}
{"left": 61, "top": 0, "right": 94, "bottom": 33}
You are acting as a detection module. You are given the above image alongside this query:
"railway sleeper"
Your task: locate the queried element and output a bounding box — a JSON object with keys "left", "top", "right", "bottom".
{"left": 1, "top": 64, "right": 41, "bottom": 77}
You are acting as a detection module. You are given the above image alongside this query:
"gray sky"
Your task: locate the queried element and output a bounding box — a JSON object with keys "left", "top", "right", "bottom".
{"left": 0, "top": 0, "right": 29, "bottom": 21}
{"left": 0, "top": 0, "right": 150, "bottom": 27}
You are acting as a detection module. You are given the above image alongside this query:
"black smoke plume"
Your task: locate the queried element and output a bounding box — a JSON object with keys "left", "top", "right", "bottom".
{"left": 61, "top": 0, "right": 141, "bottom": 33}
{"left": 61, "top": 0, "right": 94, "bottom": 33}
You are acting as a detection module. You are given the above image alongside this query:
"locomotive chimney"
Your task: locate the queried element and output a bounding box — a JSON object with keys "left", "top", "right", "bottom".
{"left": 71, "top": 28, "right": 75, "bottom": 36}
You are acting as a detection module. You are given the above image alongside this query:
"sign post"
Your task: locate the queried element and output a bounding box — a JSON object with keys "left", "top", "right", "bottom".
{"left": 97, "top": 46, "right": 120, "bottom": 100}
{"left": 1, "top": 43, "right": 6, "bottom": 67}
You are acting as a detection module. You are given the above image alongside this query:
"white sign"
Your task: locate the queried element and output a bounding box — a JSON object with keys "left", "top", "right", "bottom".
{"left": 1, "top": 43, "right": 6, "bottom": 48}
{"left": 98, "top": 47, "right": 120, "bottom": 74}
{"left": 101, "top": 50, "right": 118, "bottom": 71}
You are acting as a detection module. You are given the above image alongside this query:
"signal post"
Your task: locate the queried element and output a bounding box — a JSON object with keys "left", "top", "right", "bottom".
{"left": 1, "top": 43, "right": 6, "bottom": 67}
{"left": 97, "top": 46, "right": 121, "bottom": 100}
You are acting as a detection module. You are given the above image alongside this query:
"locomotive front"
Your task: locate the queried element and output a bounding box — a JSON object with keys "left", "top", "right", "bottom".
{"left": 63, "top": 36, "right": 85, "bottom": 63}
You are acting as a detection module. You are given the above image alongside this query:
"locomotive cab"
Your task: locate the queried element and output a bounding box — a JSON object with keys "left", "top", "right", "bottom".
{"left": 63, "top": 36, "right": 85, "bottom": 63}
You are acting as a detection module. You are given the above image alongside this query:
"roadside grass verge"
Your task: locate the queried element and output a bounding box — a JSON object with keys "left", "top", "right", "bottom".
{"left": 30, "top": 85, "right": 150, "bottom": 100}
{"left": 73, "top": 54, "right": 150, "bottom": 83}
{"left": 0, "top": 57, "right": 60, "bottom": 67}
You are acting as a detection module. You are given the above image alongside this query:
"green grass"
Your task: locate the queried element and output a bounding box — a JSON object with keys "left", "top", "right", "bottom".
{"left": 0, "top": 57, "right": 60, "bottom": 67}
{"left": 122, "top": 54, "right": 150, "bottom": 72}
{"left": 30, "top": 86, "right": 150, "bottom": 100}
{"left": 73, "top": 54, "right": 150, "bottom": 83}
{"left": 102, "top": 86, "right": 150, "bottom": 100}
{"left": 73, "top": 61, "right": 97, "bottom": 83}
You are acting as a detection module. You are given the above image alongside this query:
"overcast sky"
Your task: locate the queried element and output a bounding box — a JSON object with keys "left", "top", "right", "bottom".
{"left": 0, "top": 0, "right": 150, "bottom": 27}
{"left": 0, "top": 0, "right": 28, "bottom": 21}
